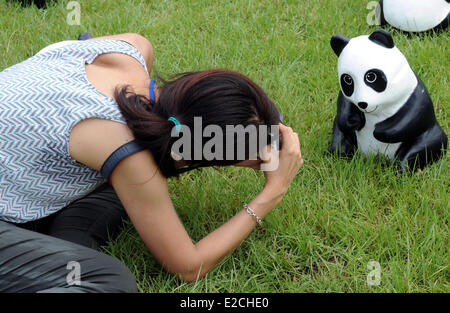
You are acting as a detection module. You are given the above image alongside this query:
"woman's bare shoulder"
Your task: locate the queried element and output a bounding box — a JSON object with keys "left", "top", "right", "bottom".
{"left": 69, "top": 118, "right": 140, "bottom": 172}
{"left": 88, "top": 33, "right": 154, "bottom": 72}
{"left": 69, "top": 117, "right": 167, "bottom": 202}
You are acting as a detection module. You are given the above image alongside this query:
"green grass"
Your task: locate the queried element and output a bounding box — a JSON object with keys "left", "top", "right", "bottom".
{"left": 1, "top": 0, "right": 448, "bottom": 292}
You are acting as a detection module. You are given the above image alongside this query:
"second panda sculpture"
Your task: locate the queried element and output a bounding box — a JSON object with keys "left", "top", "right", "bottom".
{"left": 329, "top": 30, "right": 447, "bottom": 171}
{"left": 379, "top": 0, "right": 450, "bottom": 33}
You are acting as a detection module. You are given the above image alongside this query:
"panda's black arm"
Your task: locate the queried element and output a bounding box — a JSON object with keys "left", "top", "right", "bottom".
{"left": 329, "top": 117, "right": 358, "bottom": 157}
{"left": 374, "top": 78, "right": 436, "bottom": 143}
{"left": 336, "top": 91, "right": 365, "bottom": 132}
{"left": 329, "top": 92, "right": 364, "bottom": 157}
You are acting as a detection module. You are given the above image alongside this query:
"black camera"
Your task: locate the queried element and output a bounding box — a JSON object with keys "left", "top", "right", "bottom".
{"left": 268, "top": 112, "right": 283, "bottom": 151}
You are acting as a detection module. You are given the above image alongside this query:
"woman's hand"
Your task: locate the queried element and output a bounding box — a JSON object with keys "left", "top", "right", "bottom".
{"left": 261, "top": 123, "right": 303, "bottom": 200}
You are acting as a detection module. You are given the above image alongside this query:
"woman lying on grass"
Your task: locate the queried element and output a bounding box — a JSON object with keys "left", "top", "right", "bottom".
{"left": 0, "top": 33, "right": 303, "bottom": 292}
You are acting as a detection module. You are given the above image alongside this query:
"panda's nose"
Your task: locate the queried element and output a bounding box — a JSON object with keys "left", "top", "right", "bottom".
{"left": 358, "top": 102, "right": 368, "bottom": 109}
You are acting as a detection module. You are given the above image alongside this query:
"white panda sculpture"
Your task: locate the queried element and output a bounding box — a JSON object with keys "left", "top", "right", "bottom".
{"left": 329, "top": 30, "right": 448, "bottom": 171}
{"left": 379, "top": 0, "right": 450, "bottom": 33}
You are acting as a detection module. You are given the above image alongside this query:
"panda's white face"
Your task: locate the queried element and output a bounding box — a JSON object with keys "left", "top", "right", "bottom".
{"left": 337, "top": 35, "right": 417, "bottom": 116}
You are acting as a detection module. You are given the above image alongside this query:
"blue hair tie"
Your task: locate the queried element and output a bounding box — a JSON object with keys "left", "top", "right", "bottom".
{"left": 168, "top": 116, "right": 181, "bottom": 133}
{"left": 149, "top": 79, "right": 156, "bottom": 105}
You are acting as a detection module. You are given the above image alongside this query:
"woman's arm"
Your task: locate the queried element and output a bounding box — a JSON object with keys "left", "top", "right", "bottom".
{"left": 111, "top": 124, "right": 302, "bottom": 282}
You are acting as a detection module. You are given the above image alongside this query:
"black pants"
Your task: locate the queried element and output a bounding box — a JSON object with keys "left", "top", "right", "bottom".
{"left": 0, "top": 183, "right": 138, "bottom": 293}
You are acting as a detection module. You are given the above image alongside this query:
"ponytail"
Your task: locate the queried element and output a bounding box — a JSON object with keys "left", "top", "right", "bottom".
{"left": 114, "top": 85, "right": 179, "bottom": 178}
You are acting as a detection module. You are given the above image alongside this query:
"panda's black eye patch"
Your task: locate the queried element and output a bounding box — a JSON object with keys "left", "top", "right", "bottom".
{"left": 364, "top": 69, "right": 387, "bottom": 92}
{"left": 340, "top": 74, "right": 354, "bottom": 97}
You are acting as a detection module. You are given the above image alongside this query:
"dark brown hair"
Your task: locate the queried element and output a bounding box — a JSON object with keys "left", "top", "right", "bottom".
{"left": 114, "top": 69, "right": 281, "bottom": 178}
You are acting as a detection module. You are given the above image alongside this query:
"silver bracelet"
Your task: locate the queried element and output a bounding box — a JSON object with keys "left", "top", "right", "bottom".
{"left": 243, "top": 203, "right": 263, "bottom": 227}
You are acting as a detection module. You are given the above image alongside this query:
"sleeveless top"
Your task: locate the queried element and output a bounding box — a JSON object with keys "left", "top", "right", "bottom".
{"left": 0, "top": 39, "right": 149, "bottom": 223}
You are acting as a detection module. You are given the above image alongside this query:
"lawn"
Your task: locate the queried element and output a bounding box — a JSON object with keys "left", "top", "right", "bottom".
{"left": 0, "top": 0, "right": 448, "bottom": 292}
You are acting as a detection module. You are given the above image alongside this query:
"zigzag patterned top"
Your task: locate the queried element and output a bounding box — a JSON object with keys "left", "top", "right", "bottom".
{"left": 0, "top": 39, "right": 148, "bottom": 223}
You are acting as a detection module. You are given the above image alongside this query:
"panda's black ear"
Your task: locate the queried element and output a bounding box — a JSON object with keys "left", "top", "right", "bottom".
{"left": 369, "top": 29, "right": 394, "bottom": 49}
{"left": 330, "top": 35, "right": 350, "bottom": 57}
